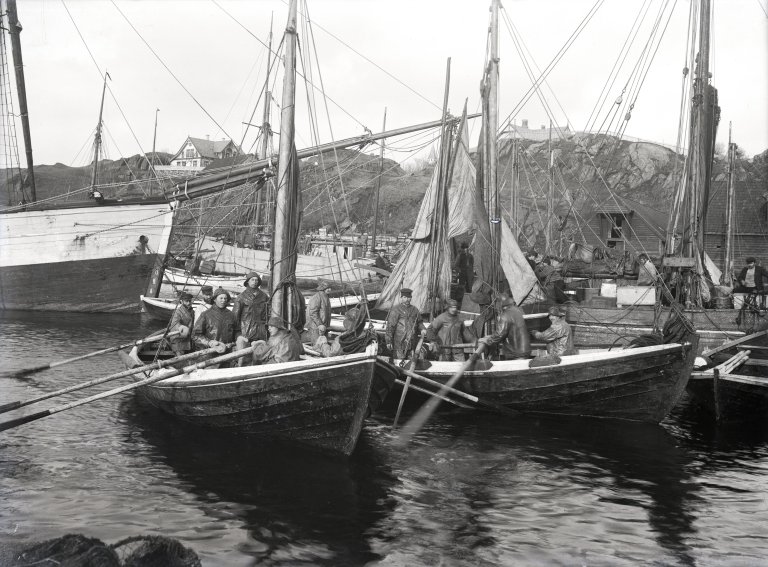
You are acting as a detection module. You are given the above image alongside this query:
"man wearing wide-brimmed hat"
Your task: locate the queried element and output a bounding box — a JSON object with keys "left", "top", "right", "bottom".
{"left": 385, "top": 287, "right": 425, "bottom": 358}
{"left": 232, "top": 272, "right": 269, "bottom": 362}
{"left": 168, "top": 291, "right": 195, "bottom": 356}
{"left": 306, "top": 280, "right": 332, "bottom": 344}
{"left": 193, "top": 287, "right": 239, "bottom": 366}
{"left": 252, "top": 316, "right": 303, "bottom": 365}
{"left": 426, "top": 298, "right": 468, "bottom": 361}
{"left": 531, "top": 305, "right": 575, "bottom": 357}
{"left": 478, "top": 295, "right": 531, "bottom": 359}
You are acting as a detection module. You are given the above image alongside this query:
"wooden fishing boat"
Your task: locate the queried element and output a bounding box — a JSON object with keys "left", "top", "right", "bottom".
{"left": 381, "top": 336, "right": 699, "bottom": 423}
{"left": 686, "top": 329, "right": 768, "bottom": 421}
{"left": 133, "top": 345, "right": 387, "bottom": 455}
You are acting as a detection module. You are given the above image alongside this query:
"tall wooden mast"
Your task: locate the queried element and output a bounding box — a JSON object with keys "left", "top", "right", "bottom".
{"left": 486, "top": 0, "right": 500, "bottom": 293}
{"left": 370, "top": 107, "right": 387, "bottom": 256}
{"left": 89, "top": 72, "right": 109, "bottom": 198}
{"left": 723, "top": 123, "right": 736, "bottom": 286}
{"left": 270, "top": 0, "right": 298, "bottom": 319}
{"left": 6, "top": 0, "right": 35, "bottom": 202}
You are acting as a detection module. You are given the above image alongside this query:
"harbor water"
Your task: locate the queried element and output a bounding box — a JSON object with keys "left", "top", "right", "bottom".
{"left": 1, "top": 311, "right": 767, "bottom": 566}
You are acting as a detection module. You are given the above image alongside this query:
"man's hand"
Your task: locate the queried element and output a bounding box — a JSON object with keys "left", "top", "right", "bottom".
{"left": 420, "top": 329, "right": 427, "bottom": 337}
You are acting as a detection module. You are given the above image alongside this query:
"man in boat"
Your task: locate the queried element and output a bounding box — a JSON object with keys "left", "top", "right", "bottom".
{"left": 453, "top": 242, "right": 474, "bottom": 293}
{"left": 374, "top": 249, "right": 392, "bottom": 274}
{"left": 536, "top": 256, "right": 567, "bottom": 303}
{"left": 193, "top": 285, "right": 214, "bottom": 320}
{"left": 306, "top": 281, "right": 332, "bottom": 344}
{"left": 232, "top": 272, "right": 269, "bottom": 362}
{"left": 531, "top": 305, "right": 576, "bottom": 357}
{"left": 251, "top": 316, "right": 304, "bottom": 365}
{"left": 636, "top": 253, "right": 659, "bottom": 286}
{"left": 525, "top": 249, "right": 539, "bottom": 272}
{"left": 477, "top": 296, "right": 531, "bottom": 360}
{"left": 168, "top": 291, "right": 195, "bottom": 356}
{"left": 426, "top": 299, "right": 468, "bottom": 361}
{"left": 385, "top": 287, "right": 426, "bottom": 359}
{"left": 735, "top": 257, "right": 766, "bottom": 294}
{"left": 193, "top": 287, "right": 238, "bottom": 366}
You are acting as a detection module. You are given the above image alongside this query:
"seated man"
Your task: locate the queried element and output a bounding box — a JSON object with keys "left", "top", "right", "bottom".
{"left": 251, "top": 316, "right": 304, "bottom": 365}
{"left": 478, "top": 296, "right": 531, "bottom": 360}
{"left": 531, "top": 306, "right": 576, "bottom": 356}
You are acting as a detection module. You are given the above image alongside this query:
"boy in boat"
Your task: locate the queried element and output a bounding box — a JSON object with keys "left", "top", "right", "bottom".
{"left": 193, "top": 287, "right": 239, "bottom": 367}
{"left": 251, "top": 316, "right": 304, "bottom": 365}
{"left": 232, "top": 272, "right": 269, "bottom": 363}
{"left": 168, "top": 291, "right": 195, "bottom": 356}
{"left": 306, "top": 281, "right": 332, "bottom": 344}
{"left": 531, "top": 305, "right": 576, "bottom": 357}
{"left": 426, "top": 299, "right": 468, "bottom": 361}
{"left": 193, "top": 285, "right": 214, "bottom": 320}
{"left": 385, "top": 288, "right": 426, "bottom": 359}
{"left": 478, "top": 296, "right": 531, "bottom": 360}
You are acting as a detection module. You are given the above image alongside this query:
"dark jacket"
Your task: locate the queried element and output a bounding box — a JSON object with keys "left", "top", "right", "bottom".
{"left": 738, "top": 265, "right": 767, "bottom": 292}
{"left": 168, "top": 303, "right": 195, "bottom": 352}
{"left": 479, "top": 305, "right": 531, "bottom": 359}
{"left": 385, "top": 303, "right": 424, "bottom": 358}
{"left": 232, "top": 287, "right": 270, "bottom": 342}
{"left": 193, "top": 305, "right": 238, "bottom": 348}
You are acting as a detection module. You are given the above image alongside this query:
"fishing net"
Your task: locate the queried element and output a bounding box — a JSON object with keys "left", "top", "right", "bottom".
{"left": 4, "top": 533, "right": 201, "bottom": 567}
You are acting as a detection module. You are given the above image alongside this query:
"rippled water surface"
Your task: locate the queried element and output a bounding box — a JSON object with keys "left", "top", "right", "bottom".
{"left": 1, "top": 311, "right": 767, "bottom": 566}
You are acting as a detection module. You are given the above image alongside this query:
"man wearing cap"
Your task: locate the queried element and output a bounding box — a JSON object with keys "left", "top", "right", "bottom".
{"left": 194, "top": 285, "right": 215, "bottom": 320}
{"left": 385, "top": 288, "right": 426, "bottom": 359}
{"left": 426, "top": 298, "right": 467, "bottom": 361}
{"left": 735, "top": 257, "right": 766, "bottom": 294}
{"left": 232, "top": 273, "right": 269, "bottom": 361}
{"left": 193, "top": 287, "right": 239, "bottom": 366}
{"left": 478, "top": 296, "right": 531, "bottom": 359}
{"left": 453, "top": 242, "right": 474, "bottom": 293}
{"left": 168, "top": 291, "right": 195, "bottom": 356}
{"left": 252, "top": 316, "right": 304, "bottom": 365}
{"left": 306, "top": 281, "right": 332, "bottom": 344}
{"left": 531, "top": 306, "right": 575, "bottom": 357}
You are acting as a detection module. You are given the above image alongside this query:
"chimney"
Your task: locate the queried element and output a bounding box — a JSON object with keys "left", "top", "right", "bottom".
{"left": 522, "top": 119, "right": 528, "bottom": 129}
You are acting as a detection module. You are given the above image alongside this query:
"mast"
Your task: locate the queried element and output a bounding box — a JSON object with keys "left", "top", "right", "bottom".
{"left": 723, "top": 122, "right": 735, "bottom": 286}
{"left": 90, "top": 72, "right": 109, "bottom": 198}
{"left": 256, "top": 14, "right": 274, "bottom": 234}
{"left": 370, "top": 107, "right": 387, "bottom": 256}
{"left": 6, "top": 0, "right": 35, "bottom": 202}
{"left": 546, "top": 119, "right": 553, "bottom": 253}
{"left": 487, "top": 0, "right": 500, "bottom": 293}
{"left": 150, "top": 107, "right": 159, "bottom": 192}
{"left": 270, "top": 0, "right": 298, "bottom": 320}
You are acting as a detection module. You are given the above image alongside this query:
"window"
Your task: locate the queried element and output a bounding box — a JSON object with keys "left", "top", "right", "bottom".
{"left": 610, "top": 215, "right": 623, "bottom": 239}
{"left": 185, "top": 149, "right": 195, "bottom": 159}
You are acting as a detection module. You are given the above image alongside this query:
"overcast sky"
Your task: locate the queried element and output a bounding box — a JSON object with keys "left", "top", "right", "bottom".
{"left": 7, "top": 0, "right": 768, "bottom": 167}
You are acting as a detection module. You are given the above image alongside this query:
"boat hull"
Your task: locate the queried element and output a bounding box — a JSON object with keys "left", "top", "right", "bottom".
{"left": 382, "top": 341, "right": 698, "bottom": 423}
{"left": 0, "top": 202, "right": 174, "bottom": 313}
{"left": 135, "top": 354, "right": 386, "bottom": 455}
{"left": 687, "top": 373, "right": 768, "bottom": 420}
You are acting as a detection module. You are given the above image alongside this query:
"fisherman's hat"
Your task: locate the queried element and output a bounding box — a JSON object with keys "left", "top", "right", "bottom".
{"left": 548, "top": 305, "right": 565, "bottom": 317}
{"left": 201, "top": 285, "right": 214, "bottom": 294}
{"left": 400, "top": 288, "right": 413, "bottom": 297}
{"left": 179, "top": 291, "right": 193, "bottom": 301}
{"left": 316, "top": 281, "right": 331, "bottom": 291}
{"left": 244, "top": 272, "right": 262, "bottom": 287}
{"left": 213, "top": 288, "right": 231, "bottom": 303}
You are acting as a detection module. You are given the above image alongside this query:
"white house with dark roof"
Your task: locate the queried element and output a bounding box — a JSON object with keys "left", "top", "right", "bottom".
{"left": 155, "top": 136, "right": 241, "bottom": 177}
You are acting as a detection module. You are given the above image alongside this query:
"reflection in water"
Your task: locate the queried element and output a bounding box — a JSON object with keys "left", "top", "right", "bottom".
{"left": 122, "top": 396, "right": 398, "bottom": 566}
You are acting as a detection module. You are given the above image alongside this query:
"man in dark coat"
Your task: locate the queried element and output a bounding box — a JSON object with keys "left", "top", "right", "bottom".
{"left": 478, "top": 295, "right": 531, "bottom": 359}
{"left": 735, "top": 257, "right": 767, "bottom": 294}
{"left": 306, "top": 281, "right": 332, "bottom": 344}
{"left": 193, "top": 287, "right": 239, "bottom": 367}
{"left": 531, "top": 305, "right": 576, "bottom": 356}
{"left": 232, "top": 273, "right": 269, "bottom": 358}
{"left": 426, "top": 298, "right": 467, "bottom": 361}
{"left": 453, "top": 242, "right": 474, "bottom": 292}
{"left": 168, "top": 291, "right": 195, "bottom": 356}
{"left": 385, "top": 288, "right": 425, "bottom": 359}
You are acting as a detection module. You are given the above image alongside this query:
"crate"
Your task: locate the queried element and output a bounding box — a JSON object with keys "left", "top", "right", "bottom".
{"left": 616, "top": 285, "right": 656, "bottom": 307}
{"left": 600, "top": 282, "right": 617, "bottom": 297}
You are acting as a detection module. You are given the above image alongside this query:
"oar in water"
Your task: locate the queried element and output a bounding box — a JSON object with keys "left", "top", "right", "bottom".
{"left": 0, "top": 343, "right": 230, "bottom": 415}
{"left": 394, "top": 343, "right": 487, "bottom": 446}
{"left": 0, "top": 344, "right": 255, "bottom": 433}
{"left": 10, "top": 330, "right": 181, "bottom": 378}
{"left": 392, "top": 334, "right": 425, "bottom": 428}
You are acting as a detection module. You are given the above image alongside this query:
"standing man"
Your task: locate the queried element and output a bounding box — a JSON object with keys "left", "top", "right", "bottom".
{"left": 531, "top": 305, "right": 575, "bottom": 356}
{"left": 251, "top": 316, "right": 304, "bottom": 365}
{"left": 194, "top": 285, "right": 215, "bottom": 320}
{"left": 453, "top": 242, "right": 475, "bottom": 292}
{"left": 636, "top": 253, "right": 659, "bottom": 286}
{"left": 385, "top": 288, "right": 425, "bottom": 359}
{"left": 306, "top": 281, "right": 332, "bottom": 344}
{"left": 232, "top": 272, "right": 269, "bottom": 360}
{"left": 426, "top": 298, "right": 467, "bottom": 361}
{"left": 168, "top": 291, "right": 195, "bottom": 356}
{"left": 735, "top": 257, "right": 766, "bottom": 294}
{"left": 478, "top": 296, "right": 531, "bottom": 359}
{"left": 193, "top": 287, "right": 239, "bottom": 367}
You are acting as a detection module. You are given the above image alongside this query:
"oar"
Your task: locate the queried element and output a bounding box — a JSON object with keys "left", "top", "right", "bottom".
{"left": 397, "top": 366, "right": 517, "bottom": 416}
{"left": 0, "top": 343, "right": 229, "bottom": 415}
{"left": 394, "top": 343, "right": 487, "bottom": 446}
{"left": 392, "top": 334, "right": 425, "bottom": 428}
{"left": 10, "top": 330, "right": 181, "bottom": 378}
{"left": 0, "top": 344, "right": 256, "bottom": 433}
